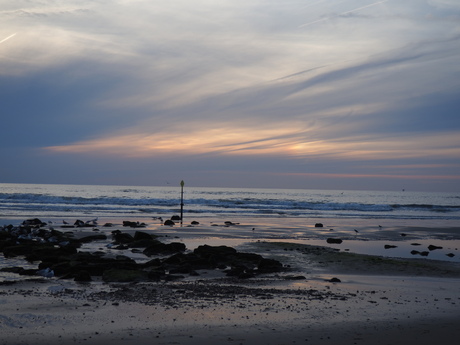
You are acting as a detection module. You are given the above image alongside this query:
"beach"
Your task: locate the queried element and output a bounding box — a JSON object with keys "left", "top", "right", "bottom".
{"left": 1, "top": 216, "right": 460, "bottom": 345}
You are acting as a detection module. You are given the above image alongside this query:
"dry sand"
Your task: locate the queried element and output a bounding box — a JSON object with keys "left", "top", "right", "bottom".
{"left": 1, "top": 218, "right": 460, "bottom": 345}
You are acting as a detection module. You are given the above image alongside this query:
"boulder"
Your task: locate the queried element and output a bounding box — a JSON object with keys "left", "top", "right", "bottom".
{"left": 315, "top": 223, "right": 324, "bottom": 227}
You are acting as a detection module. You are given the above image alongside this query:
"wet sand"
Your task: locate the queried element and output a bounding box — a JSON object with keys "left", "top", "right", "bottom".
{"left": 1, "top": 217, "right": 460, "bottom": 344}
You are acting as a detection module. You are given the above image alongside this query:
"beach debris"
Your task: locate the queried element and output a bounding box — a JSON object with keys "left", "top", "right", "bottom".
{"left": 326, "top": 238, "right": 343, "bottom": 244}
{"left": 384, "top": 244, "right": 398, "bottom": 249}
{"left": 354, "top": 229, "right": 359, "bottom": 233}
{"left": 314, "top": 223, "right": 324, "bottom": 227}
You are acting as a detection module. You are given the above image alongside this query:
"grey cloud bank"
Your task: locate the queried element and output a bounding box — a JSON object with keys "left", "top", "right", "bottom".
{"left": 1, "top": 0, "right": 459, "bottom": 192}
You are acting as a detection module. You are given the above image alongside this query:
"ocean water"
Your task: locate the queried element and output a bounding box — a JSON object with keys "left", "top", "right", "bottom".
{"left": 1, "top": 183, "right": 459, "bottom": 223}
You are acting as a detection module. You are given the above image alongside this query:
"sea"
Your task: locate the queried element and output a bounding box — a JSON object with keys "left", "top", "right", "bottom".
{"left": 0, "top": 183, "right": 459, "bottom": 224}
{"left": 1, "top": 183, "right": 460, "bottom": 270}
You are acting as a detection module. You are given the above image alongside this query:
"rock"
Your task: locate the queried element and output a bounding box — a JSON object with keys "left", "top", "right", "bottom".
{"left": 74, "top": 270, "right": 92, "bottom": 282}
{"left": 164, "top": 219, "right": 175, "bottom": 226}
{"left": 194, "top": 245, "right": 237, "bottom": 258}
{"left": 171, "top": 215, "right": 181, "bottom": 221}
{"left": 384, "top": 245, "right": 398, "bottom": 249}
{"left": 133, "top": 231, "right": 155, "bottom": 241}
{"left": 128, "top": 238, "right": 159, "bottom": 248}
{"left": 284, "top": 275, "right": 307, "bottom": 280}
{"left": 314, "top": 223, "right": 324, "bottom": 227}
{"left": 446, "top": 253, "right": 455, "bottom": 258}
{"left": 111, "top": 230, "right": 134, "bottom": 244}
{"left": 191, "top": 221, "right": 200, "bottom": 225}
{"left": 22, "top": 218, "right": 46, "bottom": 227}
{"left": 326, "top": 238, "right": 343, "bottom": 244}
{"left": 102, "top": 268, "right": 149, "bottom": 282}
{"left": 78, "top": 234, "right": 108, "bottom": 243}
{"left": 328, "top": 277, "right": 341, "bottom": 283}
{"left": 428, "top": 245, "right": 443, "bottom": 251}
{"left": 257, "top": 258, "right": 283, "bottom": 273}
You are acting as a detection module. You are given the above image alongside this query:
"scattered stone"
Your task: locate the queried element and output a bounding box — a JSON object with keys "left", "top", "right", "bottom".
{"left": 328, "top": 277, "right": 341, "bottom": 283}
{"left": 164, "top": 219, "right": 175, "bottom": 226}
{"left": 428, "top": 245, "right": 443, "bottom": 251}
{"left": 446, "top": 253, "right": 455, "bottom": 258}
{"left": 315, "top": 223, "right": 324, "bottom": 227}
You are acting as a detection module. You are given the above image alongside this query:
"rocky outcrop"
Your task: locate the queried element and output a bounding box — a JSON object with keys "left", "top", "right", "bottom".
{"left": 1, "top": 219, "right": 285, "bottom": 283}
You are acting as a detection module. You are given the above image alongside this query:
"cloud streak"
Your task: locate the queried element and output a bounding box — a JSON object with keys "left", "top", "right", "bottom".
{"left": 0, "top": 33, "right": 16, "bottom": 44}
{"left": 299, "top": 0, "right": 389, "bottom": 28}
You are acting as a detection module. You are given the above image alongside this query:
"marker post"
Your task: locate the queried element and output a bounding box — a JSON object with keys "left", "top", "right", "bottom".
{"left": 180, "top": 180, "right": 184, "bottom": 226}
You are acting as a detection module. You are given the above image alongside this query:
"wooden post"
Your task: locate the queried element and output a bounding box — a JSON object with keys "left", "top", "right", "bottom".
{"left": 180, "top": 180, "right": 184, "bottom": 226}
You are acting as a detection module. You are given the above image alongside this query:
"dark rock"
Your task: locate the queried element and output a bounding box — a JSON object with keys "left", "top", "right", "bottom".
{"left": 194, "top": 245, "right": 237, "bottom": 258}
{"left": 143, "top": 242, "right": 186, "bottom": 256}
{"left": 326, "top": 238, "right": 343, "bottom": 244}
{"left": 74, "top": 270, "right": 92, "bottom": 282}
{"left": 171, "top": 215, "right": 181, "bottom": 221}
{"left": 102, "top": 268, "right": 148, "bottom": 282}
{"left": 2, "top": 244, "right": 34, "bottom": 258}
{"left": 191, "top": 221, "right": 200, "bottom": 225}
{"left": 284, "top": 275, "right": 306, "bottom": 280}
{"left": 164, "top": 219, "right": 175, "bottom": 226}
{"left": 112, "top": 230, "right": 134, "bottom": 244}
{"left": 78, "top": 234, "right": 108, "bottom": 243}
{"left": 133, "top": 231, "right": 155, "bottom": 241}
{"left": 328, "top": 277, "right": 341, "bottom": 283}
{"left": 428, "top": 245, "right": 443, "bottom": 251}
{"left": 22, "top": 218, "right": 47, "bottom": 227}
{"left": 446, "top": 253, "right": 455, "bottom": 258}
{"left": 128, "top": 239, "right": 159, "bottom": 248}
{"left": 420, "top": 251, "right": 429, "bottom": 256}
{"left": 384, "top": 245, "right": 398, "bottom": 249}
{"left": 314, "top": 223, "right": 324, "bottom": 227}
{"left": 257, "top": 258, "right": 283, "bottom": 273}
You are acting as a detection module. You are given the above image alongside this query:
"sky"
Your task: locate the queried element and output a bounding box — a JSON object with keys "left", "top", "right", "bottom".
{"left": 1, "top": 0, "right": 460, "bottom": 192}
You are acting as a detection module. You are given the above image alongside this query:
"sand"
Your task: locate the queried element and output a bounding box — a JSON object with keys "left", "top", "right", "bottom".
{"left": 1, "top": 217, "right": 460, "bottom": 344}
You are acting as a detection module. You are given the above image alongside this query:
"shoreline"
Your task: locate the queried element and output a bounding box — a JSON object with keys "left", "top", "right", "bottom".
{"left": 1, "top": 217, "right": 460, "bottom": 344}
